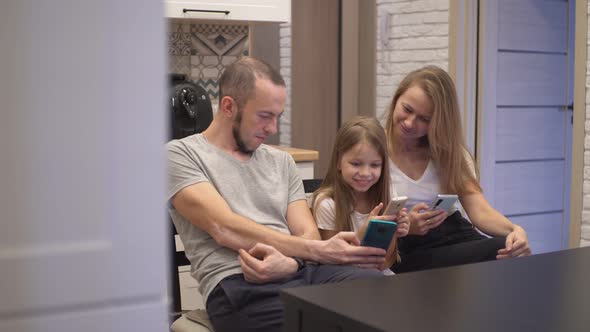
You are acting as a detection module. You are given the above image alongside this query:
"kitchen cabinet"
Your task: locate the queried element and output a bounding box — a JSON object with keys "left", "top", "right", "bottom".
{"left": 165, "top": 0, "right": 290, "bottom": 22}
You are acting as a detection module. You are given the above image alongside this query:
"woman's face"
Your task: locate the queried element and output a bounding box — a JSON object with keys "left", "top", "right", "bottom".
{"left": 391, "top": 85, "right": 433, "bottom": 142}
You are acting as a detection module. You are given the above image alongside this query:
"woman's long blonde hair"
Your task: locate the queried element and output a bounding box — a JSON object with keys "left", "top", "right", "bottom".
{"left": 312, "top": 116, "right": 391, "bottom": 231}
{"left": 385, "top": 65, "right": 481, "bottom": 195}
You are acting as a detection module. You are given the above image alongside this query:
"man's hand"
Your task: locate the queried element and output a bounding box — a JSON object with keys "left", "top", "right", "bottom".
{"left": 314, "top": 232, "right": 386, "bottom": 267}
{"left": 238, "top": 243, "right": 299, "bottom": 284}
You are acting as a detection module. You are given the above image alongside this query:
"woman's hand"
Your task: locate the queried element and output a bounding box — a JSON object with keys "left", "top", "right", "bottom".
{"left": 408, "top": 203, "right": 448, "bottom": 235}
{"left": 497, "top": 225, "right": 531, "bottom": 259}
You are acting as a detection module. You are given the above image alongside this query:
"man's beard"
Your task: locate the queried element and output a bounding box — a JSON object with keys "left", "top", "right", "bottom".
{"left": 232, "top": 110, "right": 255, "bottom": 154}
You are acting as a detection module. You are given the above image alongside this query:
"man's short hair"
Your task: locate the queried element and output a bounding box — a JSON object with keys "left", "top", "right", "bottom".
{"left": 218, "top": 57, "right": 285, "bottom": 110}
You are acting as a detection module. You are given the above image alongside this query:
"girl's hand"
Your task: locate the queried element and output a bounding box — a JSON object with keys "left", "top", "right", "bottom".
{"left": 408, "top": 203, "right": 448, "bottom": 235}
{"left": 395, "top": 208, "right": 410, "bottom": 237}
{"left": 497, "top": 225, "right": 531, "bottom": 259}
{"left": 358, "top": 202, "right": 389, "bottom": 238}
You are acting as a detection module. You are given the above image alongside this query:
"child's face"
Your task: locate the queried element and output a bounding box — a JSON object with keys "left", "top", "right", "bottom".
{"left": 338, "top": 142, "right": 383, "bottom": 194}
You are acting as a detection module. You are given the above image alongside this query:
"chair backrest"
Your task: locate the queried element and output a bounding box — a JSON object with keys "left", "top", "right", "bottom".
{"left": 302, "top": 178, "right": 322, "bottom": 194}
{"left": 169, "top": 221, "right": 190, "bottom": 316}
{"left": 302, "top": 178, "right": 322, "bottom": 208}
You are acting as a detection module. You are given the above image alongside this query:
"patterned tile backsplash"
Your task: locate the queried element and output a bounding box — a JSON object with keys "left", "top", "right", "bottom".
{"left": 168, "top": 21, "right": 249, "bottom": 110}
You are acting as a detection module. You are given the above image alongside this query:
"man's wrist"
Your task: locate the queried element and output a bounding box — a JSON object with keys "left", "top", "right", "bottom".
{"left": 302, "top": 238, "right": 321, "bottom": 262}
{"left": 291, "top": 256, "right": 306, "bottom": 271}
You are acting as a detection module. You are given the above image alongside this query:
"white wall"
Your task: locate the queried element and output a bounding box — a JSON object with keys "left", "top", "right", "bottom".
{"left": 278, "top": 1, "right": 449, "bottom": 145}
{"left": 375, "top": 0, "right": 450, "bottom": 120}
{"left": 279, "top": 23, "right": 293, "bottom": 146}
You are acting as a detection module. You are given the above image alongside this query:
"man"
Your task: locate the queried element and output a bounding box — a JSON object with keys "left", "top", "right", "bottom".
{"left": 167, "top": 57, "right": 385, "bottom": 332}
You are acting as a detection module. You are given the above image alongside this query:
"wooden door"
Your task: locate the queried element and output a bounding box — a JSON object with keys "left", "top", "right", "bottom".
{"left": 291, "top": 0, "right": 340, "bottom": 178}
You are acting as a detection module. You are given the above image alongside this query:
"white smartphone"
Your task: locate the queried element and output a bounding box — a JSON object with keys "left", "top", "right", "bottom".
{"left": 382, "top": 196, "right": 408, "bottom": 215}
{"left": 428, "top": 194, "right": 458, "bottom": 213}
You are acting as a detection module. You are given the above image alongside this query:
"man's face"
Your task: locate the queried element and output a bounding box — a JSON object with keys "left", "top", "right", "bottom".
{"left": 232, "top": 79, "right": 286, "bottom": 154}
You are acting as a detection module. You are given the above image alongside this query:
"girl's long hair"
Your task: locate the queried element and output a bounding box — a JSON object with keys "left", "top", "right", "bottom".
{"left": 312, "top": 116, "right": 391, "bottom": 231}
{"left": 385, "top": 66, "right": 481, "bottom": 195}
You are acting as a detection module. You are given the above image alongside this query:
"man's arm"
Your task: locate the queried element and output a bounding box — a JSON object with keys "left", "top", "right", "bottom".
{"left": 171, "top": 181, "right": 386, "bottom": 264}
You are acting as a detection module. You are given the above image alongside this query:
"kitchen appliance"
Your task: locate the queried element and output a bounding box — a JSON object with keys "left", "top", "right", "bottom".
{"left": 169, "top": 74, "right": 213, "bottom": 139}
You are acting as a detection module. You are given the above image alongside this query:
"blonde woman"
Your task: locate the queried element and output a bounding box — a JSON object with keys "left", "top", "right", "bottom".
{"left": 384, "top": 66, "right": 531, "bottom": 273}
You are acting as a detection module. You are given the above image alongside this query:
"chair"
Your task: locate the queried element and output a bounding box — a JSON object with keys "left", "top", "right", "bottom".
{"left": 302, "top": 178, "right": 322, "bottom": 194}
{"left": 168, "top": 179, "right": 323, "bottom": 332}
{"left": 302, "top": 178, "right": 322, "bottom": 207}
{"left": 169, "top": 221, "right": 214, "bottom": 332}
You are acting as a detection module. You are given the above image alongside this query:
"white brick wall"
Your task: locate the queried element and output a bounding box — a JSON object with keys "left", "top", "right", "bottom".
{"left": 375, "top": 0, "right": 449, "bottom": 121}
{"left": 278, "top": 2, "right": 449, "bottom": 145}
{"left": 279, "top": 23, "right": 292, "bottom": 146}
{"left": 582, "top": 2, "right": 590, "bottom": 247}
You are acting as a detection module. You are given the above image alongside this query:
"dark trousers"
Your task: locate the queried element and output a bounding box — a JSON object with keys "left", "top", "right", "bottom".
{"left": 392, "top": 211, "right": 506, "bottom": 274}
{"left": 206, "top": 264, "right": 383, "bottom": 332}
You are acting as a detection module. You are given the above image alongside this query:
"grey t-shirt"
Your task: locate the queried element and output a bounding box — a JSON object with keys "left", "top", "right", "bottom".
{"left": 166, "top": 134, "right": 306, "bottom": 305}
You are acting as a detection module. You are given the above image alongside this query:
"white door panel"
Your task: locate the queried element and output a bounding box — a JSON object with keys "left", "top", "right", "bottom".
{"left": 0, "top": 0, "right": 168, "bottom": 324}
{"left": 496, "top": 107, "right": 565, "bottom": 161}
{"left": 0, "top": 301, "right": 168, "bottom": 332}
{"left": 497, "top": 52, "right": 567, "bottom": 106}
{"left": 494, "top": 161, "right": 564, "bottom": 216}
{"left": 499, "top": 0, "right": 567, "bottom": 52}
{"left": 511, "top": 212, "right": 563, "bottom": 254}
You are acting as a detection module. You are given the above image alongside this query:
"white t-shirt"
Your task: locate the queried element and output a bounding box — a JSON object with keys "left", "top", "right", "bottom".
{"left": 314, "top": 194, "right": 395, "bottom": 276}
{"left": 315, "top": 195, "right": 368, "bottom": 232}
{"left": 388, "top": 154, "right": 476, "bottom": 213}
{"left": 389, "top": 159, "right": 460, "bottom": 213}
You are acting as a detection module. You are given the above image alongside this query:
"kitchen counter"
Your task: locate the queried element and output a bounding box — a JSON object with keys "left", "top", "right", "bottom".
{"left": 271, "top": 145, "right": 319, "bottom": 162}
{"left": 271, "top": 145, "right": 318, "bottom": 180}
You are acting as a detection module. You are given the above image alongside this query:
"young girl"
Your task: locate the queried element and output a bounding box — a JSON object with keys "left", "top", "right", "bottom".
{"left": 311, "top": 116, "right": 409, "bottom": 273}
{"left": 384, "top": 65, "right": 531, "bottom": 273}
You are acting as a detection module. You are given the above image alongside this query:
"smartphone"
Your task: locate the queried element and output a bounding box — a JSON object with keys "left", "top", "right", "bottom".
{"left": 428, "top": 194, "right": 458, "bottom": 213}
{"left": 382, "top": 196, "right": 408, "bottom": 215}
{"left": 361, "top": 219, "right": 398, "bottom": 251}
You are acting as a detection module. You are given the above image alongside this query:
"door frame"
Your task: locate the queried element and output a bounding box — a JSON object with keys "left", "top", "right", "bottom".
{"left": 448, "top": 0, "right": 587, "bottom": 248}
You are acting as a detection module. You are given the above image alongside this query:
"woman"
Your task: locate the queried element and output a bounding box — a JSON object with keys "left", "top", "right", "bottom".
{"left": 385, "top": 66, "right": 531, "bottom": 273}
